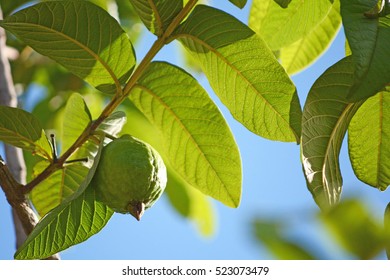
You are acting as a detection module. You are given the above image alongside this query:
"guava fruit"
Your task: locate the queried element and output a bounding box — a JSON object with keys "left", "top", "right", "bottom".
{"left": 92, "top": 134, "right": 167, "bottom": 221}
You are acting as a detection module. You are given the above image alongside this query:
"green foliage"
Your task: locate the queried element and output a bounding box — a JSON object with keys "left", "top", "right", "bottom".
{"left": 301, "top": 57, "right": 364, "bottom": 209}
{"left": 15, "top": 139, "right": 113, "bottom": 260}
{"left": 0, "top": 1, "right": 136, "bottom": 94}
{"left": 129, "top": 0, "right": 182, "bottom": 36}
{"left": 341, "top": 0, "right": 390, "bottom": 101}
{"left": 130, "top": 61, "right": 241, "bottom": 207}
{"left": 0, "top": 0, "right": 389, "bottom": 259}
{"left": 0, "top": 106, "right": 52, "bottom": 159}
{"left": 348, "top": 87, "right": 390, "bottom": 190}
{"left": 175, "top": 5, "right": 301, "bottom": 142}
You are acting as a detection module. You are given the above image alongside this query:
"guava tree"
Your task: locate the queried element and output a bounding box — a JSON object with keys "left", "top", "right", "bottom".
{"left": 0, "top": 0, "right": 389, "bottom": 260}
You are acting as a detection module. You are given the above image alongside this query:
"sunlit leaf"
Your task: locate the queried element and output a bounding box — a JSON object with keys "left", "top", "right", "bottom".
{"left": 340, "top": 0, "right": 390, "bottom": 101}
{"left": 174, "top": 5, "right": 301, "bottom": 142}
{"left": 249, "top": 0, "right": 332, "bottom": 50}
{"left": 348, "top": 87, "right": 390, "bottom": 190}
{"left": 280, "top": 1, "right": 341, "bottom": 74}
{"left": 62, "top": 93, "right": 92, "bottom": 152}
{"left": 301, "top": 57, "right": 364, "bottom": 209}
{"left": 0, "top": 1, "right": 136, "bottom": 94}
{"left": 0, "top": 106, "right": 52, "bottom": 159}
{"left": 130, "top": 61, "right": 241, "bottom": 207}
{"left": 30, "top": 161, "right": 89, "bottom": 217}
{"left": 129, "top": 0, "right": 182, "bottom": 36}
{"left": 15, "top": 138, "right": 113, "bottom": 260}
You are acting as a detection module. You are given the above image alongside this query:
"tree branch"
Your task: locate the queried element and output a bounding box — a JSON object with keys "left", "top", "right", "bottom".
{"left": 0, "top": 6, "right": 59, "bottom": 260}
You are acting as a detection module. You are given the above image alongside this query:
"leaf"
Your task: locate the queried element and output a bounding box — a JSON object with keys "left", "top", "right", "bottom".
{"left": 320, "top": 199, "right": 386, "bottom": 259}
{"left": 62, "top": 93, "right": 92, "bottom": 152}
{"left": 273, "top": 0, "right": 292, "bottom": 9}
{"left": 15, "top": 138, "right": 113, "bottom": 260}
{"left": 301, "top": 57, "right": 364, "bottom": 210}
{"left": 385, "top": 203, "right": 390, "bottom": 260}
{"left": 228, "top": 0, "right": 247, "bottom": 9}
{"left": 166, "top": 168, "right": 215, "bottom": 236}
{"left": 174, "top": 5, "right": 301, "bottom": 142}
{"left": 340, "top": 1, "right": 390, "bottom": 101}
{"left": 130, "top": 61, "right": 241, "bottom": 207}
{"left": 0, "top": 1, "right": 136, "bottom": 94}
{"left": 0, "top": 106, "right": 51, "bottom": 159}
{"left": 280, "top": 1, "right": 342, "bottom": 74}
{"left": 249, "top": 0, "right": 332, "bottom": 50}
{"left": 253, "top": 219, "right": 316, "bottom": 260}
{"left": 30, "top": 161, "right": 89, "bottom": 217}
{"left": 129, "top": 0, "right": 182, "bottom": 36}
{"left": 348, "top": 87, "right": 390, "bottom": 190}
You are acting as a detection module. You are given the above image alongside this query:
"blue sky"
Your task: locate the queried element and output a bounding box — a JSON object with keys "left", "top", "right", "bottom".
{"left": 1, "top": 0, "right": 390, "bottom": 260}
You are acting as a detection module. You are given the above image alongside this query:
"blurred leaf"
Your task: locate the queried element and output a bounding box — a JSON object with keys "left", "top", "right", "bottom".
{"left": 130, "top": 61, "right": 241, "bottom": 207}
{"left": 385, "top": 203, "right": 390, "bottom": 259}
{"left": 280, "top": 1, "right": 341, "bottom": 74}
{"left": 15, "top": 137, "right": 113, "bottom": 260}
{"left": 62, "top": 93, "right": 92, "bottom": 152}
{"left": 0, "top": 1, "right": 136, "bottom": 94}
{"left": 0, "top": 105, "right": 52, "bottom": 159}
{"left": 348, "top": 87, "right": 390, "bottom": 190}
{"left": 30, "top": 161, "right": 89, "bottom": 217}
{"left": 249, "top": 0, "right": 332, "bottom": 50}
{"left": 340, "top": 0, "right": 390, "bottom": 101}
{"left": 320, "top": 199, "right": 386, "bottom": 259}
{"left": 301, "top": 57, "right": 364, "bottom": 209}
{"left": 166, "top": 168, "right": 215, "bottom": 236}
{"left": 228, "top": 0, "right": 247, "bottom": 9}
{"left": 253, "top": 220, "right": 316, "bottom": 260}
{"left": 174, "top": 5, "right": 301, "bottom": 142}
{"left": 129, "top": 0, "right": 182, "bottom": 36}
{"left": 115, "top": 0, "right": 144, "bottom": 43}
{"left": 0, "top": 0, "right": 30, "bottom": 16}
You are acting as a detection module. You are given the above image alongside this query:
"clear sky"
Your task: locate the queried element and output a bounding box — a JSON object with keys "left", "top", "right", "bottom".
{"left": 1, "top": 0, "right": 389, "bottom": 260}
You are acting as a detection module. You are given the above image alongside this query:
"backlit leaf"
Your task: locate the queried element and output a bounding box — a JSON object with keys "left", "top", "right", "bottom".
{"left": 249, "top": 0, "right": 332, "bottom": 50}
{"left": 130, "top": 61, "right": 242, "bottom": 207}
{"left": 15, "top": 138, "right": 113, "bottom": 260}
{"left": 129, "top": 0, "right": 182, "bottom": 36}
{"left": 0, "top": 106, "right": 51, "bottom": 159}
{"left": 348, "top": 87, "right": 390, "bottom": 190}
{"left": 174, "top": 5, "right": 301, "bottom": 142}
{"left": 0, "top": 1, "right": 136, "bottom": 94}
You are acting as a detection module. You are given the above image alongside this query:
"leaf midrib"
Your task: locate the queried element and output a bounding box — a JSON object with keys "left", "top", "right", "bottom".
{"left": 173, "top": 33, "right": 297, "bottom": 140}
{"left": 3, "top": 22, "right": 122, "bottom": 93}
{"left": 134, "top": 84, "right": 237, "bottom": 206}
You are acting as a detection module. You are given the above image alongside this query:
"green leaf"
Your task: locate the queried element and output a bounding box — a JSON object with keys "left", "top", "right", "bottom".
{"left": 280, "top": 1, "right": 342, "bottom": 74}
{"left": 30, "top": 161, "right": 89, "bottom": 217}
{"left": 348, "top": 87, "right": 390, "bottom": 190}
{"left": 253, "top": 219, "right": 316, "bottom": 259}
{"left": 0, "top": 106, "right": 52, "bottom": 159}
{"left": 228, "top": 0, "right": 247, "bottom": 9}
{"left": 62, "top": 93, "right": 92, "bottom": 152}
{"left": 301, "top": 57, "right": 364, "bottom": 210}
{"left": 166, "top": 168, "right": 215, "bottom": 236}
{"left": 15, "top": 137, "right": 113, "bottom": 260}
{"left": 0, "top": 1, "right": 136, "bottom": 94}
{"left": 174, "top": 5, "right": 301, "bottom": 142}
{"left": 320, "top": 199, "right": 386, "bottom": 259}
{"left": 129, "top": 0, "right": 182, "bottom": 36}
{"left": 249, "top": 0, "right": 332, "bottom": 50}
{"left": 130, "top": 61, "right": 242, "bottom": 207}
{"left": 341, "top": 0, "right": 390, "bottom": 101}
{"left": 385, "top": 203, "right": 390, "bottom": 259}
{"left": 273, "top": 0, "right": 292, "bottom": 9}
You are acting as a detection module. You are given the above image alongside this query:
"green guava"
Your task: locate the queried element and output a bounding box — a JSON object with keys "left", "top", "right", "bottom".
{"left": 92, "top": 134, "right": 167, "bottom": 221}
